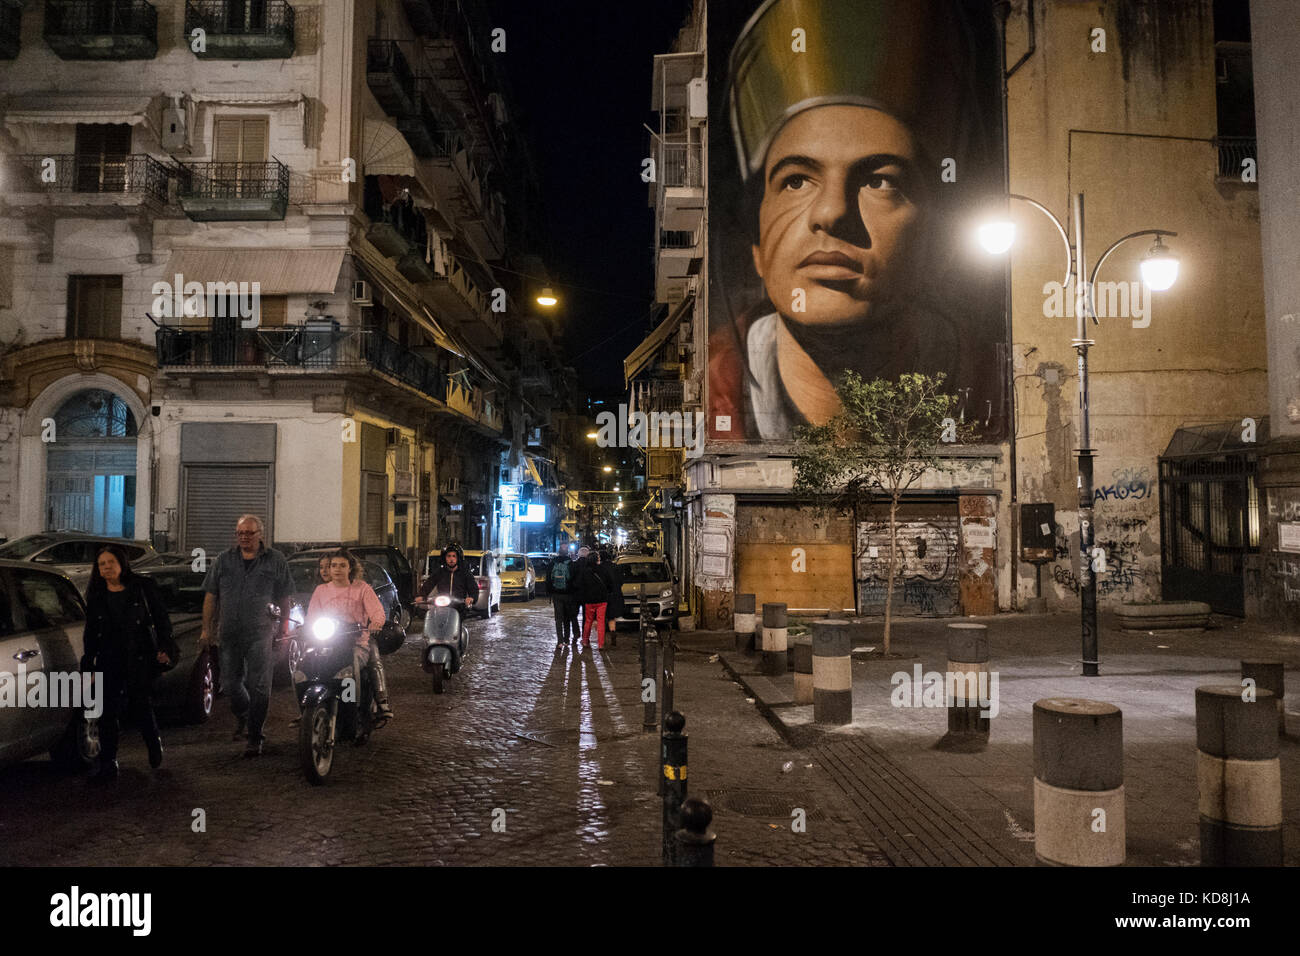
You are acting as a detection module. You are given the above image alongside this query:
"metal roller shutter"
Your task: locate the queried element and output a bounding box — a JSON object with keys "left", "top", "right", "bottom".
{"left": 182, "top": 465, "right": 272, "bottom": 557}
{"left": 856, "top": 502, "right": 961, "bottom": 617}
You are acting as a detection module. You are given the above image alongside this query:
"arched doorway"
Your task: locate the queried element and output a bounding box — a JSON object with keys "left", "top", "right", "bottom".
{"left": 45, "top": 389, "right": 138, "bottom": 536}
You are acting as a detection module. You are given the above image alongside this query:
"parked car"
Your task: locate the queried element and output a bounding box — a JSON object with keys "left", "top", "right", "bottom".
{"left": 0, "top": 534, "right": 158, "bottom": 593}
{"left": 291, "top": 544, "right": 415, "bottom": 624}
{"left": 0, "top": 561, "right": 98, "bottom": 772}
{"left": 131, "top": 565, "right": 217, "bottom": 724}
{"left": 498, "top": 553, "right": 536, "bottom": 601}
{"left": 612, "top": 555, "right": 679, "bottom": 629}
{"left": 422, "top": 548, "right": 501, "bottom": 619}
{"left": 283, "top": 555, "right": 402, "bottom": 687}
{"left": 134, "top": 551, "right": 190, "bottom": 569}
{"left": 528, "top": 552, "right": 559, "bottom": 595}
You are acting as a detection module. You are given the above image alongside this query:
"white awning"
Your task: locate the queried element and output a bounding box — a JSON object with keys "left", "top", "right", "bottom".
{"left": 3, "top": 93, "right": 154, "bottom": 127}
{"left": 362, "top": 118, "right": 416, "bottom": 178}
{"left": 163, "top": 248, "right": 346, "bottom": 295}
{"left": 623, "top": 294, "right": 693, "bottom": 386}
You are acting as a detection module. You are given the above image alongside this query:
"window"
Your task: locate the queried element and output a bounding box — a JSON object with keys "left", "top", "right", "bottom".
{"left": 74, "top": 123, "right": 132, "bottom": 193}
{"left": 67, "top": 275, "right": 123, "bottom": 339}
{"left": 42, "top": 541, "right": 97, "bottom": 564}
{"left": 13, "top": 569, "right": 86, "bottom": 629}
{"left": 213, "top": 116, "right": 269, "bottom": 164}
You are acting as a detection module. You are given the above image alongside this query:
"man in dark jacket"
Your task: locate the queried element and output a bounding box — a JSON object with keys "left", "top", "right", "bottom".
{"left": 597, "top": 549, "right": 624, "bottom": 646}
{"left": 417, "top": 544, "right": 480, "bottom": 617}
{"left": 548, "top": 552, "right": 578, "bottom": 649}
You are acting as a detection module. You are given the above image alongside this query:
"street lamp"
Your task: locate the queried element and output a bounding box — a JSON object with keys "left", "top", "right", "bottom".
{"left": 982, "top": 192, "right": 1179, "bottom": 676}
{"left": 536, "top": 287, "right": 558, "bottom": 307}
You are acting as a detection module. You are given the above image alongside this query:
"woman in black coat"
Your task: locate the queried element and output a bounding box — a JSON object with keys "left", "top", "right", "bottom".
{"left": 81, "top": 544, "right": 178, "bottom": 780}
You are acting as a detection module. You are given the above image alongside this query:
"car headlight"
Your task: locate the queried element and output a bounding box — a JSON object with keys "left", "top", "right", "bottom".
{"left": 660, "top": 587, "right": 674, "bottom": 599}
{"left": 311, "top": 617, "right": 337, "bottom": 641}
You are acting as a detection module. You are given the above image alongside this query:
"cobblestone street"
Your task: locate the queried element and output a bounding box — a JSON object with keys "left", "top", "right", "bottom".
{"left": 0, "top": 600, "right": 887, "bottom": 867}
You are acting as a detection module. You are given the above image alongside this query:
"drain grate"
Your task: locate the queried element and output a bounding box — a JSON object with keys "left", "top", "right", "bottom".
{"left": 705, "top": 789, "right": 823, "bottom": 820}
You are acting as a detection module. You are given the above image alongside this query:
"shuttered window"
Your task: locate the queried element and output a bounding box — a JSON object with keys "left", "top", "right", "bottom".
{"left": 362, "top": 472, "right": 387, "bottom": 545}
{"left": 213, "top": 116, "right": 269, "bottom": 188}
{"left": 182, "top": 465, "right": 273, "bottom": 556}
{"left": 259, "top": 295, "right": 287, "bottom": 326}
{"left": 67, "top": 275, "right": 123, "bottom": 339}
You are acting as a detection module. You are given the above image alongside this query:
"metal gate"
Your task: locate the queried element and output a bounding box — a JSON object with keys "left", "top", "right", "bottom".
{"left": 1159, "top": 421, "right": 1262, "bottom": 617}
{"left": 46, "top": 443, "right": 137, "bottom": 535}
{"left": 182, "top": 464, "right": 273, "bottom": 557}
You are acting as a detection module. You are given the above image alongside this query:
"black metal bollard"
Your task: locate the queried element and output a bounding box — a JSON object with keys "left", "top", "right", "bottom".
{"left": 662, "top": 628, "right": 676, "bottom": 730}
{"left": 674, "top": 796, "right": 716, "bottom": 867}
{"left": 644, "top": 635, "right": 659, "bottom": 733}
{"left": 661, "top": 710, "right": 687, "bottom": 865}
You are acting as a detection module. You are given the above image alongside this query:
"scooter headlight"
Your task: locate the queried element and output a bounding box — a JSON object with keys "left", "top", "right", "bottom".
{"left": 311, "top": 617, "right": 338, "bottom": 641}
{"left": 434, "top": 595, "right": 451, "bottom": 607}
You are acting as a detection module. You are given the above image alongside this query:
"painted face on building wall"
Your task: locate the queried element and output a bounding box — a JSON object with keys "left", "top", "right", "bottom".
{"left": 751, "top": 105, "right": 921, "bottom": 329}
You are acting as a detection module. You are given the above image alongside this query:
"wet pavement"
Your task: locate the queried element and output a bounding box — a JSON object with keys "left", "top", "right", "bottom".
{"left": 0, "top": 599, "right": 887, "bottom": 866}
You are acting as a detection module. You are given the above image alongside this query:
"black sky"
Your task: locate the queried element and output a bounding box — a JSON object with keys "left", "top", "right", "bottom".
{"left": 490, "top": 0, "right": 693, "bottom": 394}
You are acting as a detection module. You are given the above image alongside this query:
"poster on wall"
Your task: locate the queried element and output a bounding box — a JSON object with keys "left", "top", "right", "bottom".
{"left": 707, "top": 0, "right": 1008, "bottom": 442}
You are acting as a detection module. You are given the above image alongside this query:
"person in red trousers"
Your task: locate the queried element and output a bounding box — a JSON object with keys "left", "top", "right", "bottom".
{"left": 576, "top": 551, "right": 609, "bottom": 651}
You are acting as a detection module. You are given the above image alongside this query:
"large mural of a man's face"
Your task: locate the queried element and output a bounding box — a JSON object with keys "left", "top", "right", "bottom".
{"left": 709, "top": 0, "right": 1007, "bottom": 442}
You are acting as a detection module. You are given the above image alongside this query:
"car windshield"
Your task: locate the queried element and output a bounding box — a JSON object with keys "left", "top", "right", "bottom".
{"left": 501, "top": 556, "right": 526, "bottom": 572}
{"left": 138, "top": 569, "right": 208, "bottom": 614}
{"left": 0, "top": 535, "right": 56, "bottom": 559}
{"left": 618, "top": 562, "right": 672, "bottom": 583}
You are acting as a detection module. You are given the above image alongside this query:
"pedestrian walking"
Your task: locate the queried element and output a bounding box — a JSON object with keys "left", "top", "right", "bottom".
{"left": 201, "top": 514, "right": 293, "bottom": 757}
{"left": 577, "top": 550, "right": 609, "bottom": 651}
{"left": 548, "top": 551, "right": 578, "bottom": 650}
{"left": 80, "top": 544, "right": 179, "bottom": 780}
{"left": 307, "top": 549, "right": 393, "bottom": 724}
{"left": 599, "top": 548, "right": 625, "bottom": 639}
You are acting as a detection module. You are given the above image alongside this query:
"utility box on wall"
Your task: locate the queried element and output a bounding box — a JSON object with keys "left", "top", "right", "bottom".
{"left": 1021, "top": 502, "right": 1056, "bottom": 563}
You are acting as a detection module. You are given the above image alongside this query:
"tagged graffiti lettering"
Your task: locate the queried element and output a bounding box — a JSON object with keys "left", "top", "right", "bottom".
{"left": 1093, "top": 466, "right": 1152, "bottom": 504}
{"left": 1053, "top": 563, "right": 1080, "bottom": 595}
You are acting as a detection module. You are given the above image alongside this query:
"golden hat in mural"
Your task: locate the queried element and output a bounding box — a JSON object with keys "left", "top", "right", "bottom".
{"left": 727, "top": 0, "right": 975, "bottom": 181}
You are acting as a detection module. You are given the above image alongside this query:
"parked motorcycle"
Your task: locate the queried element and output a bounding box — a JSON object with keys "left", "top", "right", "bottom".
{"left": 293, "top": 615, "right": 385, "bottom": 785}
{"left": 421, "top": 594, "right": 470, "bottom": 694}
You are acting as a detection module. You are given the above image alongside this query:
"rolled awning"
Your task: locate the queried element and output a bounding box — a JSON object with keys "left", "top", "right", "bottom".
{"left": 623, "top": 294, "right": 693, "bottom": 386}
{"left": 163, "top": 248, "right": 346, "bottom": 295}
{"left": 523, "top": 455, "right": 544, "bottom": 487}
{"left": 362, "top": 118, "right": 416, "bottom": 178}
{"left": 3, "top": 93, "right": 154, "bottom": 127}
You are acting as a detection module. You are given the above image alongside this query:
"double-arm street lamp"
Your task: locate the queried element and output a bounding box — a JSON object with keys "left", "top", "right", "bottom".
{"left": 981, "top": 192, "right": 1179, "bottom": 676}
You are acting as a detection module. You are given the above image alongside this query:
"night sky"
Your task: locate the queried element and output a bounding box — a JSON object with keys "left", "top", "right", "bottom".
{"left": 490, "top": 0, "right": 693, "bottom": 394}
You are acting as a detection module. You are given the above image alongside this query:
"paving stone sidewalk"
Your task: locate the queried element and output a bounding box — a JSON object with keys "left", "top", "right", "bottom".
{"left": 703, "top": 611, "right": 1300, "bottom": 866}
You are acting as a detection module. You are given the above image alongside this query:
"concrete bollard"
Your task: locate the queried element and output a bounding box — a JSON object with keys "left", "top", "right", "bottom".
{"left": 674, "top": 796, "right": 716, "bottom": 867}
{"left": 946, "top": 622, "right": 990, "bottom": 738}
{"left": 1240, "top": 661, "right": 1286, "bottom": 737}
{"left": 661, "top": 711, "right": 687, "bottom": 865}
{"left": 812, "top": 619, "right": 852, "bottom": 725}
{"left": 1196, "top": 684, "right": 1283, "bottom": 866}
{"left": 793, "top": 636, "right": 814, "bottom": 705}
{"left": 760, "top": 603, "right": 788, "bottom": 676}
{"left": 1032, "top": 698, "right": 1125, "bottom": 866}
{"left": 734, "top": 594, "right": 756, "bottom": 653}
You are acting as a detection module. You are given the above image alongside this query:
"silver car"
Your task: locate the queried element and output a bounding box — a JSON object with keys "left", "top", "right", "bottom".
{"left": 422, "top": 549, "right": 501, "bottom": 619}
{"left": 613, "top": 555, "right": 679, "bottom": 627}
{"left": 0, "top": 534, "right": 158, "bottom": 592}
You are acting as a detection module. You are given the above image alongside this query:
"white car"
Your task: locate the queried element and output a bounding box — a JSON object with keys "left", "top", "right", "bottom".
{"left": 613, "top": 555, "right": 679, "bottom": 627}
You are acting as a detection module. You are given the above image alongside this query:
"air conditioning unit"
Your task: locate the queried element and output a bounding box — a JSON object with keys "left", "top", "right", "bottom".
{"left": 161, "top": 105, "right": 187, "bottom": 151}
{"left": 352, "top": 280, "right": 373, "bottom": 305}
{"left": 687, "top": 77, "right": 708, "bottom": 125}
{"left": 683, "top": 381, "right": 700, "bottom": 405}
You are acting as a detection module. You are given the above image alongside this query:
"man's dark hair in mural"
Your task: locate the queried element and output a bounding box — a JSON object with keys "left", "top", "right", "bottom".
{"left": 708, "top": 0, "right": 1007, "bottom": 441}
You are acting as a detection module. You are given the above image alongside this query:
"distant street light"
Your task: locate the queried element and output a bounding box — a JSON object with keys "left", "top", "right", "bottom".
{"left": 603, "top": 465, "right": 612, "bottom": 473}
{"left": 586, "top": 431, "right": 598, "bottom": 440}
{"left": 537, "top": 287, "right": 558, "bottom": 307}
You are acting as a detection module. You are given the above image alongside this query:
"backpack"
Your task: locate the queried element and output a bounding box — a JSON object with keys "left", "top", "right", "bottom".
{"left": 550, "top": 560, "right": 571, "bottom": 593}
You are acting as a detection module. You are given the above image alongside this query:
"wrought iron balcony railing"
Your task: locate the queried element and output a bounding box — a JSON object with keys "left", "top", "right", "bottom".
{"left": 156, "top": 326, "right": 449, "bottom": 404}
{"left": 44, "top": 0, "right": 158, "bottom": 59}
{"left": 367, "top": 38, "right": 417, "bottom": 116}
{"left": 185, "top": 0, "right": 295, "bottom": 58}
{"left": 0, "top": 152, "right": 171, "bottom": 203}
{"left": 177, "top": 159, "right": 289, "bottom": 220}
{"left": 1216, "top": 136, "right": 1257, "bottom": 182}
{"left": 659, "top": 230, "right": 697, "bottom": 250}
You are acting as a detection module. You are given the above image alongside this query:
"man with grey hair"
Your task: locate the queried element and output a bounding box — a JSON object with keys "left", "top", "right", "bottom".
{"left": 201, "top": 514, "right": 293, "bottom": 757}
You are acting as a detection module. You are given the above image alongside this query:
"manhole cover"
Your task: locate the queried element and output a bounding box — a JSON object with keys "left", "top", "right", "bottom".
{"left": 516, "top": 729, "right": 640, "bottom": 747}
{"left": 705, "top": 789, "right": 823, "bottom": 820}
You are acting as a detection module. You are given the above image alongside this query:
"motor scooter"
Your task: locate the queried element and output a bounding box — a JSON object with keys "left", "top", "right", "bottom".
{"left": 293, "top": 615, "right": 385, "bottom": 784}
{"left": 420, "top": 595, "right": 470, "bottom": 693}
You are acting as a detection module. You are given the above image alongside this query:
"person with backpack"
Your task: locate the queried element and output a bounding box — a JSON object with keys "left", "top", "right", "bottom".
{"left": 576, "top": 550, "right": 609, "bottom": 651}
{"left": 548, "top": 551, "right": 578, "bottom": 650}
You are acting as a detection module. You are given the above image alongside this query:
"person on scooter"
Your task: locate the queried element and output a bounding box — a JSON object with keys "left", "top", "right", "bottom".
{"left": 306, "top": 549, "right": 394, "bottom": 724}
{"left": 416, "top": 543, "right": 480, "bottom": 617}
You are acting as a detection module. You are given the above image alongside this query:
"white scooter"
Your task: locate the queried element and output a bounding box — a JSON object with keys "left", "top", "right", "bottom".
{"left": 419, "top": 595, "right": 470, "bottom": 693}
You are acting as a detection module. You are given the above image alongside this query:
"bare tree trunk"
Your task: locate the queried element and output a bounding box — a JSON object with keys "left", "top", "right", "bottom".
{"left": 884, "top": 492, "right": 899, "bottom": 655}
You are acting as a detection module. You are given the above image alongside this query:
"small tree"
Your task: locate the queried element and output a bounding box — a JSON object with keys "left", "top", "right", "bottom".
{"left": 793, "top": 371, "right": 974, "bottom": 654}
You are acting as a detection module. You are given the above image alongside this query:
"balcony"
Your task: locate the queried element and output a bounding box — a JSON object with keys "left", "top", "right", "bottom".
{"left": 1215, "top": 136, "right": 1256, "bottom": 183}
{"left": 460, "top": 186, "right": 505, "bottom": 260}
{"left": 362, "top": 176, "right": 434, "bottom": 282}
{"left": 424, "top": 244, "right": 501, "bottom": 348}
{"left": 177, "top": 159, "right": 289, "bottom": 221}
{"left": 656, "top": 142, "right": 704, "bottom": 232}
{"left": 396, "top": 76, "right": 445, "bottom": 158}
{"left": 367, "top": 39, "right": 417, "bottom": 117}
{"left": 0, "top": 152, "right": 171, "bottom": 209}
{"left": 656, "top": 229, "right": 700, "bottom": 305}
{"left": 185, "top": 0, "right": 295, "bottom": 59}
{"left": 445, "top": 376, "right": 502, "bottom": 433}
{"left": 156, "top": 325, "right": 449, "bottom": 405}
{"left": 44, "top": 0, "right": 158, "bottom": 59}
{"left": 1, "top": 3, "right": 21, "bottom": 59}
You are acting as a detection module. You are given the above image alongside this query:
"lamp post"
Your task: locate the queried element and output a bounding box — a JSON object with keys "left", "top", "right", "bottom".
{"left": 981, "top": 192, "right": 1178, "bottom": 676}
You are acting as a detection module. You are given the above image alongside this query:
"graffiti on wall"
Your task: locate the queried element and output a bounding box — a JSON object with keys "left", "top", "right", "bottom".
{"left": 856, "top": 518, "right": 959, "bottom": 616}
{"left": 1093, "top": 466, "right": 1153, "bottom": 504}
{"left": 1049, "top": 475, "right": 1157, "bottom": 603}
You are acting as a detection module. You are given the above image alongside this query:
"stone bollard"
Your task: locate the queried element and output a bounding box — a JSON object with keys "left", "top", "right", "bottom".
{"left": 793, "top": 636, "right": 814, "bottom": 705}
{"left": 1032, "top": 698, "right": 1125, "bottom": 866}
{"left": 674, "top": 796, "right": 716, "bottom": 867}
{"left": 812, "top": 619, "right": 852, "bottom": 725}
{"left": 760, "top": 603, "right": 788, "bottom": 676}
{"left": 947, "top": 622, "right": 991, "bottom": 739}
{"left": 1241, "top": 661, "right": 1286, "bottom": 737}
{"left": 1196, "top": 685, "right": 1283, "bottom": 866}
{"left": 661, "top": 711, "right": 687, "bottom": 865}
{"left": 734, "top": 594, "right": 756, "bottom": 653}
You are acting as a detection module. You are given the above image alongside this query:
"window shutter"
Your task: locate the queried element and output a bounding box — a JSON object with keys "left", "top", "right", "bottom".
{"left": 213, "top": 119, "right": 242, "bottom": 163}
{"left": 240, "top": 118, "right": 269, "bottom": 162}
{"left": 259, "top": 295, "right": 287, "bottom": 327}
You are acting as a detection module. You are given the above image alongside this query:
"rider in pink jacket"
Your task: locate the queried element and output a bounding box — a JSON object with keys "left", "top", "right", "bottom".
{"left": 307, "top": 549, "right": 393, "bottom": 723}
